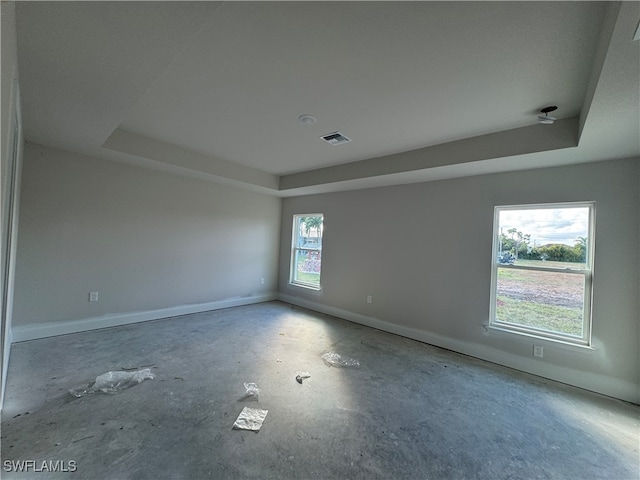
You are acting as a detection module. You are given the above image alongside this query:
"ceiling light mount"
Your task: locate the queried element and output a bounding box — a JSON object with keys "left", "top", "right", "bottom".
{"left": 298, "top": 114, "right": 317, "bottom": 125}
{"left": 538, "top": 105, "right": 558, "bottom": 125}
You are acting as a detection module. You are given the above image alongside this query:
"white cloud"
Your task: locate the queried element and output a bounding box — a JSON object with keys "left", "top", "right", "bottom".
{"left": 499, "top": 207, "right": 589, "bottom": 246}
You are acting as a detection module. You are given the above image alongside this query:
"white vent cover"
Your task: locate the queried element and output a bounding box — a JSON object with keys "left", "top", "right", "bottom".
{"left": 321, "top": 131, "right": 351, "bottom": 146}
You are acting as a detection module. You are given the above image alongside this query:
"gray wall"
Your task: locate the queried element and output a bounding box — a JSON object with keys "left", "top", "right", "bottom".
{"left": 14, "top": 143, "right": 281, "bottom": 328}
{"left": 9, "top": 141, "right": 640, "bottom": 403}
{"left": 1, "top": 0, "right": 24, "bottom": 407}
{"left": 279, "top": 159, "right": 640, "bottom": 403}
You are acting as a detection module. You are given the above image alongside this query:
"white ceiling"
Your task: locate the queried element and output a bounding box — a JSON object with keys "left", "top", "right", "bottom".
{"left": 15, "top": 1, "right": 640, "bottom": 196}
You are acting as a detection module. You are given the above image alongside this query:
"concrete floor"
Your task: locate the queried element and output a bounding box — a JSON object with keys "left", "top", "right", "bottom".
{"left": 1, "top": 301, "right": 638, "bottom": 479}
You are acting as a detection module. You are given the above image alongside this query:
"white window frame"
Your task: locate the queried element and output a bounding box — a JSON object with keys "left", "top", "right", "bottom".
{"left": 489, "top": 202, "right": 595, "bottom": 346}
{"left": 289, "top": 214, "right": 323, "bottom": 290}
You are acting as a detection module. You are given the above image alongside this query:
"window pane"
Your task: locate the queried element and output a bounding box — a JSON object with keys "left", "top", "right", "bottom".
{"left": 293, "top": 249, "right": 321, "bottom": 287}
{"left": 497, "top": 207, "right": 590, "bottom": 269}
{"left": 291, "top": 214, "right": 323, "bottom": 288}
{"left": 296, "top": 216, "right": 323, "bottom": 250}
{"left": 496, "top": 267, "right": 585, "bottom": 337}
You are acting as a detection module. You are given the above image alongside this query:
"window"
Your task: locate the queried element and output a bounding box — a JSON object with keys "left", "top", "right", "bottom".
{"left": 290, "top": 214, "right": 324, "bottom": 290}
{"left": 490, "top": 203, "right": 594, "bottom": 346}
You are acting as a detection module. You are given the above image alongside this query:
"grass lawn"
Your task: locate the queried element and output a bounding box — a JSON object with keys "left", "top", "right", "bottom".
{"left": 496, "top": 266, "right": 584, "bottom": 337}
{"left": 496, "top": 295, "right": 583, "bottom": 336}
{"left": 294, "top": 271, "right": 320, "bottom": 285}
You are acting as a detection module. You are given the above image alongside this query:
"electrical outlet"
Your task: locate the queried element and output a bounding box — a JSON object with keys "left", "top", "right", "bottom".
{"left": 260, "top": 278, "right": 265, "bottom": 285}
{"left": 533, "top": 345, "right": 543, "bottom": 358}
{"left": 366, "top": 295, "right": 372, "bottom": 304}
{"left": 89, "top": 291, "right": 99, "bottom": 302}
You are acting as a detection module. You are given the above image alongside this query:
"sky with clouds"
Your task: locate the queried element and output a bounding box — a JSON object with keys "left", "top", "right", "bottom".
{"left": 498, "top": 207, "right": 590, "bottom": 247}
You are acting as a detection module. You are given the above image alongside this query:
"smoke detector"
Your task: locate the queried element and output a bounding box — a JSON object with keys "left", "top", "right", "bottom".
{"left": 538, "top": 106, "right": 558, "bottom": 125}
{"left": 298, "top": 114, "right": 317, "bottom": 125}
{"left": 321, "top": 131, "right": 351, "bottom": 146}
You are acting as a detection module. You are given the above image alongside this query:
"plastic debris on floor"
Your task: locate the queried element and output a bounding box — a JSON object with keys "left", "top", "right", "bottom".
{"left": 295, "top": 371, "right": 311, "bottom": 384}
{"left": 239, "top": 382, "right": 260, "bottom": 401}
{"left": 233, "top": 407, "right": 268, "bottom": 432}
{"left": 70, "top": 368, "right": 155, "bottom": 397}
{"left": 120, "top": 364, "right": 155, "bottom": 371}
{"left": 321, "top": 351, "right": 360, "bottom": 368}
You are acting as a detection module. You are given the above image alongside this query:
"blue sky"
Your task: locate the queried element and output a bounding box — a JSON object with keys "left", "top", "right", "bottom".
{"left": 498, "top": 207, "right": 590, "bottom": 247}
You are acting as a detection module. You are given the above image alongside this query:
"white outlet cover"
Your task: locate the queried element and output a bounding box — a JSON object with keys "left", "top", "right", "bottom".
{"left": 533, "top": 345, "right": 544, "bottom": 358}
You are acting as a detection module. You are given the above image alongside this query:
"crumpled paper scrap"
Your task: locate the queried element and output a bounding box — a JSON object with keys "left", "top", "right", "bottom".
{"left": 233, "top": 407, "right": 268, "bottom": 431}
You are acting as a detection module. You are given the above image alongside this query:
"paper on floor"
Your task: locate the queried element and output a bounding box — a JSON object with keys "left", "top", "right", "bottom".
{"left": 233, "top": 407, "right": 268, "bottom": 431}
{"left": 239, "top": 382, "right": 260, "bottom": 401}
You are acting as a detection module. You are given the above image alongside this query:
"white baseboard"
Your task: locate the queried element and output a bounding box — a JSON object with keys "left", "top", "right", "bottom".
{"left": 279, "top": 293, "right": 639, "bottom": 405}
{"left": 11, "top": 293, "right": 278, "bottom": 343}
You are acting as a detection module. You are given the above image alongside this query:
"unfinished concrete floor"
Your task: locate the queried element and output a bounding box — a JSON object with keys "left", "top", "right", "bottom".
{"left": 2, "top": 301, "right": 638, "bottom": 479}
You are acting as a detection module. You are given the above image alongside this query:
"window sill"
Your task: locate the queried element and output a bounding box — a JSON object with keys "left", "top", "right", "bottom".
{"left": 289, "top": 282, "right": 322, "bottom": 293}
{"left": 487, "top": 324, "right": 595, "bottom": 351}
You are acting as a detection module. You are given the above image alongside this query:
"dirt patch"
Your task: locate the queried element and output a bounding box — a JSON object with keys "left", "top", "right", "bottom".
{"left": 497, "top": 270, "right": 584, "bottom": 309}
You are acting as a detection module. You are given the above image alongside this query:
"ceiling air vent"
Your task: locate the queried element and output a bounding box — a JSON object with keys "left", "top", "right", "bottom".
{"left": 321, "top": 131, "right": 351, "bottom": 146}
